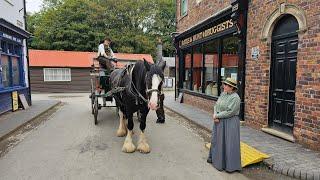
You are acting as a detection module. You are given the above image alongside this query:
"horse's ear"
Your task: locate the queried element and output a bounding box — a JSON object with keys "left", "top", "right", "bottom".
{"left": 143, "top": 58, "right": 150, "bottom": 71}
{"left": 158, "top": 60, "right": 166, "bottom": 71}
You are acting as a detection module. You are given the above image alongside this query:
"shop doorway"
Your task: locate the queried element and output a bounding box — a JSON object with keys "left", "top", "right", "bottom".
{"left": 269, "top": 15, "right": 299, "bottom": 133}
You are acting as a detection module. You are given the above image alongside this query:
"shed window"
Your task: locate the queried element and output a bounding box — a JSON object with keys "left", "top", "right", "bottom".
{"left": 44, "top": 68, "right": 71, "bottom": 82}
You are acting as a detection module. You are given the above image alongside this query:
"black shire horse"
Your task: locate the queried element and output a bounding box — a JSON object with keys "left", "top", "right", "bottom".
{"left": 110, "top": 59, "right": 166, "bottom": 153}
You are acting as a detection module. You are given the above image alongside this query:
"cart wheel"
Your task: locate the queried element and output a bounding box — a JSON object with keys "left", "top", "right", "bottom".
{"left": 94, "top": 97, "right": 98, "bottom": 125}
{"left": 90, "top": 79, "right": 95, "bottom": 114}
{"left": 91, "top": 93, "right": 95, "bottom": 114}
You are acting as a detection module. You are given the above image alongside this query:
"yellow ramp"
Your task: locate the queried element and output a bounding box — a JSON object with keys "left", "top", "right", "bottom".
{"left": 205, "top": 142, "right": 270, "bottom": 168}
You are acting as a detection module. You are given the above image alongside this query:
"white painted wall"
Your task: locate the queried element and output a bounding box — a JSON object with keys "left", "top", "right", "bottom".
{"left": 0, "top": 0, "right": 25, "bottom": 29}
{"left": 0, "top": 0, "right": 29, "bottom": 87}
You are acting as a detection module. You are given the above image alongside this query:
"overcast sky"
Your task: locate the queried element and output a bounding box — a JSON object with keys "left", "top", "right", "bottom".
{"left": 26, "top": 0, "right": 43, "bottom": 13}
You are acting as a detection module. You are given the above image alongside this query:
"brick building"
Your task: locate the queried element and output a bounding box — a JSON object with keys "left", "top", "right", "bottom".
{"left": 174, "top": 0, "right": 320, "bottom": 150}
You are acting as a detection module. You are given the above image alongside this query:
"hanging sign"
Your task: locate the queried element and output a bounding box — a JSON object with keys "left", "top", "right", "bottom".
{"left": 12, "top": 91, "right": 19, "bottom": 111}
{"left": 180, "top": 19, "right": 234, "bottom": 47}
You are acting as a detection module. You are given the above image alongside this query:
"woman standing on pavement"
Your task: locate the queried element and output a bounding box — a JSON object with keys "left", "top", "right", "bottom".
{"left": 207, "top": 77, "right": 242, "bottom": 172}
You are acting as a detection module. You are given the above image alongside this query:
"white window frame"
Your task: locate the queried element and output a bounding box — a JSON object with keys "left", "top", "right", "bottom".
{"left": 43, "top": 68, "right": 71, "bottom": 82}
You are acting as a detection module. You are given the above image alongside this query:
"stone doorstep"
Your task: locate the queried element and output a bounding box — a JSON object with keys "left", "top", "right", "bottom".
{"left": 261, "top": 128, "right": 295, "bottom": 143}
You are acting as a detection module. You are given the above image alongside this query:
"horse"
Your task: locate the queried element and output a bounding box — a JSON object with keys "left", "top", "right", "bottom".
{"left": 110, "top": 59, "right": 166, "bottom": 153}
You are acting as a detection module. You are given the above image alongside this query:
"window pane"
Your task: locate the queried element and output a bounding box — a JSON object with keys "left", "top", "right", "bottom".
{"left": 12, "top": 57, "right": 20, "bottom": 86}
{"left": 1, "top": 55, "right": 11, "bottom": 87}
{"left": 204, "top": 40, "right": 219, "bottom": 96}
{"left": 192, "top": 46, "right": 203, "bottom": 92}
{"left": 1, "top": 41, "right": 7, "bottom": 53}
{"left": 183, "top": 49, "right": 191, "bottom": 89}
{"left": 221, "top": 36, "right": 239, "bottom": 83}
{"left": 44, "top": 68, "right": 71, "bottom": 81}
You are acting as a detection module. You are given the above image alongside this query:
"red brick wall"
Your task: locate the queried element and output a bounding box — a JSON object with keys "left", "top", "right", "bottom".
{"left": 176, "top": 0, "right": 231, "bottom": 33}
{"left": 245, "top": 1, "right": 320, "bottom": 150}
{"left": 183, "top": 93, "right": 216, "bottom": 113}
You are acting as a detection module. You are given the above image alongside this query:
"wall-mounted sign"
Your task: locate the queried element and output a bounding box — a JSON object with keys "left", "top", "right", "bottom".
{"left": 12, "top": 91, "right": 19, "bottom": 111}
{"left": 251, "top": 46, "right": 260, "bottom": 60}
{"left": 0, "top": 33, "right": 22, "bottom": 43}
{"left": 180, "top": 19, "right": 234, "bottom": 47}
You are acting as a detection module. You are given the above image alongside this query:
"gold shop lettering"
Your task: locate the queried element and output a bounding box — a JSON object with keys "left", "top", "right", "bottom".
{"left": 180, "top": 19, "right": 234, "bottom": 46}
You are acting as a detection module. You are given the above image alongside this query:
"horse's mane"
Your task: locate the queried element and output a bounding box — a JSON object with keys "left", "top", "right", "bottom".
{"left": 131, "top": 61, "right": 147, "bottom": 93}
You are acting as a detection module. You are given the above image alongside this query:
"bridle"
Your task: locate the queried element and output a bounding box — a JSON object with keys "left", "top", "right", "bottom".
{"left": 126, "top": 65, "right": 163, "bottom": 107}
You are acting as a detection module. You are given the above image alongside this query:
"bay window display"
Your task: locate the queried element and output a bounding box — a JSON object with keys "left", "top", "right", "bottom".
{"left": 221, "top": 37, "right": 239, "bottom": 82}
{"left": 180, "top": 36, "right": 240, "bottom": 97}
{"left": 183, "top": 50, "right": 192, "bottom": 89}
{"left": 204, "top": 41, "right": 219, "bottom": 96}
{"left": 1, "top": 55, "right": 10, "bottom": 87}
{"left": 192, "top": 46, "right": 203, "bottom": 92}
{"left": 0, "top": 40, "right": 23, "bottom": 88}
{"left": 12, "top": 57, "right": 21, "bottom": 86}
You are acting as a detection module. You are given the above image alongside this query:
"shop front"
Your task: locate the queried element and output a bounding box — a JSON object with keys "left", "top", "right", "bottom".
{"left": 0, "top": 18, "right": 30, "bottom": 114}
{"left": 175, "top": 5, "right": 247, "bottom": 118}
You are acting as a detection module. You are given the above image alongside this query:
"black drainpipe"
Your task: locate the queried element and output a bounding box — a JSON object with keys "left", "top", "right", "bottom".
{"left": 23, "top": 0, "right": 32, "bottom": 105}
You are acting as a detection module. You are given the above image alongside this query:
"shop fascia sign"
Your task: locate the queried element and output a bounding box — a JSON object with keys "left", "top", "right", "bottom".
{"left": 180, "top": 19, "right": 234, "bottom": 47}
{"left": 0, "top": 32, "right": 22, "bottom": 43}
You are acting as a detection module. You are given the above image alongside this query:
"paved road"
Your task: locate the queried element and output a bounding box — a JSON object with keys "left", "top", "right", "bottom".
{"left": 0, "top": 93, "right": 249, "bottom": 180}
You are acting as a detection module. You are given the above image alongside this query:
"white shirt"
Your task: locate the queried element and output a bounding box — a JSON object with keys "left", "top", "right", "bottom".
{"left": 97, "top": 44, "right": 114, "bottom": 58}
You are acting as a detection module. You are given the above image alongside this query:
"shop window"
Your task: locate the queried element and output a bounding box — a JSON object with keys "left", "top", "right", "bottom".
{"left": 1, "top": 41, "right": 7, "bottom": 53}
{"left": 183, "top": 50, "right": 191, "bottom": 89}
{"left": 221, "top": 37, "right": 239, "bottom": 83}
{"left": 192, "top": 46, "right": 203, "bottom": 92}
{"left": 44, "top": 68, "right": 71, "bottom": 82}
{"left": 14, "top": 45, "right": 21, "bottom": 55}
{"left": 181, "top": 0, "right": 188, "bottom": 17}
{"left": 204, "top": 40, "right": 219, "bottom": 96}
{"left": 12, "top": 57, "right": 20, "bottom": 86}
{"left": 1, "top": 55, "right": 11, "bottom": 87}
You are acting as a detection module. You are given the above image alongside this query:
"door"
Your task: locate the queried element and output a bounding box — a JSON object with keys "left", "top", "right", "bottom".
{"left": 269, "top": 15, "right": 299, "bottom": 133}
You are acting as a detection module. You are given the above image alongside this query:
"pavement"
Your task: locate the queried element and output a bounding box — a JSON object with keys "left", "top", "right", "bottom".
{"left": 163, "top": 91, "right": 320, "bottom": 180}
{"left": 0, "top": 99, "right": 60, "bottom": 140}
{"left": 0, "top": 93, "right": 249, "bottom": 180}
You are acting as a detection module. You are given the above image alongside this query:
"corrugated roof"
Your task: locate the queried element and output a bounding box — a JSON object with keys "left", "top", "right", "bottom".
{"left": 29, "top": 49, "right": 154, "bottom": 68}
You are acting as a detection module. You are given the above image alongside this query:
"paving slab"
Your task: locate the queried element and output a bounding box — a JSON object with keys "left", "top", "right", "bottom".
{"left": 0, "top": 100, "right": 60, "bottom": 139}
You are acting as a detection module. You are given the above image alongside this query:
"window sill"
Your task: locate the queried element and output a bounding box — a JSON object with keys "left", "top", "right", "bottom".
{"left": 180, "top": 89, "right": 218, "bottom": 101}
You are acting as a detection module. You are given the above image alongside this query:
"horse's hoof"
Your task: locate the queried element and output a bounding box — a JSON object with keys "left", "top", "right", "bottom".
{"left": 116, "top": 129, "right": 127, "bottom": 137}
{"left": 122, "top": 142, "right": 136, "bottom": 153}
{"left": 137, "top": 142, "right": 150, "bottom": 154}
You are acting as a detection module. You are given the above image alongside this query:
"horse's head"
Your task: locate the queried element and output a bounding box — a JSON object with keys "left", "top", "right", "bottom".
{"left": 144, "top": 59, "right": 166, "bottom": 110}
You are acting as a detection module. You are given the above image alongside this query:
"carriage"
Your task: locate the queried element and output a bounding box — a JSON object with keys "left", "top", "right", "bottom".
{"left": 89, "top": 57, "right": 125, "bottom": 125}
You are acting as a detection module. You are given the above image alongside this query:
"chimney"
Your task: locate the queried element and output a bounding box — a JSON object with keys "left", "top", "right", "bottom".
{"left": 156, "top": 38, "right": 163, "bottom": 62}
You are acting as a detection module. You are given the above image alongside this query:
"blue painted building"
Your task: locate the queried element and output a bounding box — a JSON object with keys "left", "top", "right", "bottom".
{"left": 0, "top": 0, "right": 31, "bottom": 114}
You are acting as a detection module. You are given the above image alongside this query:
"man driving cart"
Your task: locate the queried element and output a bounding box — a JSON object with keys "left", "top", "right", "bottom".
{"left": 96, "top": 37, "right": 117, "bottom": 106}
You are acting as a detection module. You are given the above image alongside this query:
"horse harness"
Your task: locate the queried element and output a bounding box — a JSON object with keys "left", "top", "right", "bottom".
{"left": 114, "top": 64, "right": 163, "bottom": 106}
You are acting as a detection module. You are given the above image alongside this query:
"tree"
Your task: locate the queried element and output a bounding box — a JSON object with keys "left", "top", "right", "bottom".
{"left": 27, "top": 0, "right": 176, "bottom": 59}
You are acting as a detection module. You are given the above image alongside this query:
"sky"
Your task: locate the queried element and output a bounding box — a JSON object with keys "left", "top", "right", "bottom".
{"left": 26, "top": 0, "right": 43, "bottom": 13}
